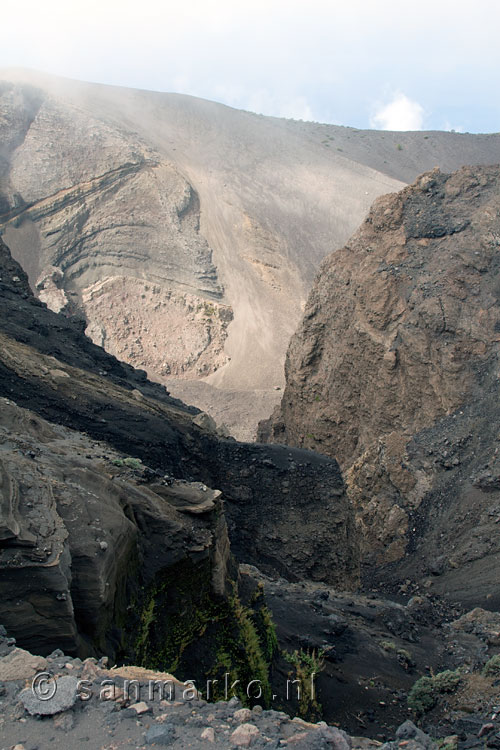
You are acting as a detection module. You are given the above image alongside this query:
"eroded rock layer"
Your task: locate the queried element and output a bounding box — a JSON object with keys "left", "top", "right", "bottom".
{"left": 261, "top": 166, "right": 500, "bottom": 605}
{"left": 0, "top": 235, "right": 359, "bottom": 657}
{"left": 0, "top": 80, "right": 230, "bottom": 386}
{"left": 2, "top": 69, "right": 499, "bottom": 437}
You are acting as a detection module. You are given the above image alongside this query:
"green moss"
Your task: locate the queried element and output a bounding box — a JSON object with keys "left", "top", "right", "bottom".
{"left": 231, "top": 595, "right": 273, "bottom": 704}
{"left": 250, "top": 583, "right": 279, "bottom": 662}
{"left": 132, "top": 559, "right": 277, "bottom": 707}
{"left": 482, "top": 654, "right": 500, "bottom": 678}
{"left": 259, "top": 606, "right": 279, "bottom": 661}
{"left": 134, "top": 557, "right": 220, "bottom": 673}
{"left": 135, "top": 596, "right": 155, "bottom": 659}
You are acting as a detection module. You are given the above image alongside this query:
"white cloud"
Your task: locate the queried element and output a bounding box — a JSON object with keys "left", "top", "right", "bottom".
{"left": 370, "top": 93, "right": 425, "bottom": 131}
{"left": 245, "top": 91, "right": 314, "bottom": 121}
{"left": 2, "top": 1, "right": 500, "bottom": 131}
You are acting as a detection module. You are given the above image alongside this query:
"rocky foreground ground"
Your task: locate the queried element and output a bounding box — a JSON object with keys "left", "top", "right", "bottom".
{"left": 4, "top": 627, "right": 498, "bottom": 750}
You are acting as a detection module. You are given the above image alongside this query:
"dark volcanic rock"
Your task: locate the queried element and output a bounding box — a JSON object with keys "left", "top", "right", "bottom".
{"left": 260, "top": 165, "right": 500, "bottom": 607}
{"left": 0, "top": 236, "right": 359, "bottom": 657}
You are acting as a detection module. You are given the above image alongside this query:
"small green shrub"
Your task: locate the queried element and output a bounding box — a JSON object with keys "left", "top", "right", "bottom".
{"left": 123, "top": 457, "right": 143, "bottom": 470}
{"left": 408, "top": 676, "right": 436, "bottom": 715}
{"left": 482, "top": 654, "right": 500, "bottom": 678}
{"left": 432, "top": 670, "right": 461, "bottom": 693}
{"left": 380, "top": 641, "right": 412, "bottom": 661}
{"left": 112, "top": 456, "right": 143, "bottom": 470}
{"left": 408, "top": 670, "right": 461, "bottom": 716}
{"left": 283, "top": 649, "right": 324, "bottom": 721}
{"left": 397, "top": 648, "right": 412, "bottom": 662}
{"left": 396, "top": 143, "right": 403, "bottom": 151}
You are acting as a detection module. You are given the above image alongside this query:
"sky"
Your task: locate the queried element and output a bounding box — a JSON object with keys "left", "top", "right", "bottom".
{"left": 2, "top": 0, "right": 499, "bottom": 133}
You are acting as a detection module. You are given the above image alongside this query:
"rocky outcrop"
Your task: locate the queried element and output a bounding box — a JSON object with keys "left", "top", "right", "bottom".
{"left": 261, "top": 166, "right": 500, "bottom": 606}
{"left": 262, "top": 166, "right": 500, "bottom": 464}
{"left": 0, "top": 235, "right": 358, "bottom": 658}
{"left": 0, "top": 396, "right": 233, "bottom": 658}
{"left": 4, "top": 69, "right": 498, "bottom": 438}
{"left": 0, "top": 81, "right": 230, "bottom": 388}
{"left": 83, "top": 278, "right": 233, "bottom": 379}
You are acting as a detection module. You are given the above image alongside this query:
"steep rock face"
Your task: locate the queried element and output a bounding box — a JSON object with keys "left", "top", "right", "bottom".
{"left": 262, "top": 166, "right": 500, "bottom": 465}
{"left": 358, "top": 388, "right": 500, "bottom": 609}
{"left": 261, "top": 166, "right": 500, "bottom": 605}
{"left": 2, "top": 70, "right": 500, "bottom": 437}
{"left": 0, "top": 81, "right": 229, "bottom": 384}
{"left": 0, "top": 236, "right": 359, "bottom": 654}
{"left": 0, "top": 397, "right": 231, "bottom": 657}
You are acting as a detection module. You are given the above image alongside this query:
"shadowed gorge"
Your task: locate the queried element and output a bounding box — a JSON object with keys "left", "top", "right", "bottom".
{"left": 2, "top": 70, "right": 500, "bottom": 749}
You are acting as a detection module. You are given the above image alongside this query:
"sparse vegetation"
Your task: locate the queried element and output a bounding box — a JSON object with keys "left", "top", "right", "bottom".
{"left": 408, "top": 669, "right": 461, "bottom": 715}
{"left": 134, "top": 562, "right": 277, "bottom": 708}
{"left": 482, "top": 653, "right": 500, "bottom": 678}
{"left": 379, "top": 639, "right": 397, "bottom": 652}
{"left": 123, "top": 456, "right": 143, "bottom": 469}
{"left": 437, "top": 738, "right": 458, "bottom": 750}
{"left": 111, "top": 456, "right": 143, "bottom": 470}
{"left": 283, "top": 648, "right": 324, "bottom": 721}
{"left": 380, "top": 640, "right": 414, "bottom": 670}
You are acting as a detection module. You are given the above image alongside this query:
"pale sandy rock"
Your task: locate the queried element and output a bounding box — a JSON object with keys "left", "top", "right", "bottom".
{"left": 233, "top": 708, "right": 253, "bottom": 723}
{"left": 0, "top": 648, "right": 48, "bottom": 681}
{"left": 104, "top": 666, "right": 191, "bottom": 695}
{"left": 128, "top": 701, "right": 151, "bottom": 715}
{"left": 201, "top": 727, "right": 215, "bottom": 742}
{"left": 231, "top": 722, "right": 260, "bottom": 747}
{"left": 49, "top": 369, "right": 70, "bottom": 379}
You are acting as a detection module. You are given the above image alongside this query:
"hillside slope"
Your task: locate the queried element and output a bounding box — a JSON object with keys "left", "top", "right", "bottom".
{"left": 1, "top": 69, "right": 500, "bottom": 437}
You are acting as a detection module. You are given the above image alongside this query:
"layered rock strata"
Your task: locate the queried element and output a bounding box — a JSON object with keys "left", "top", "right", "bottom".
{"left": 0, "top": 236, "right": 359, "bottom": 659}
